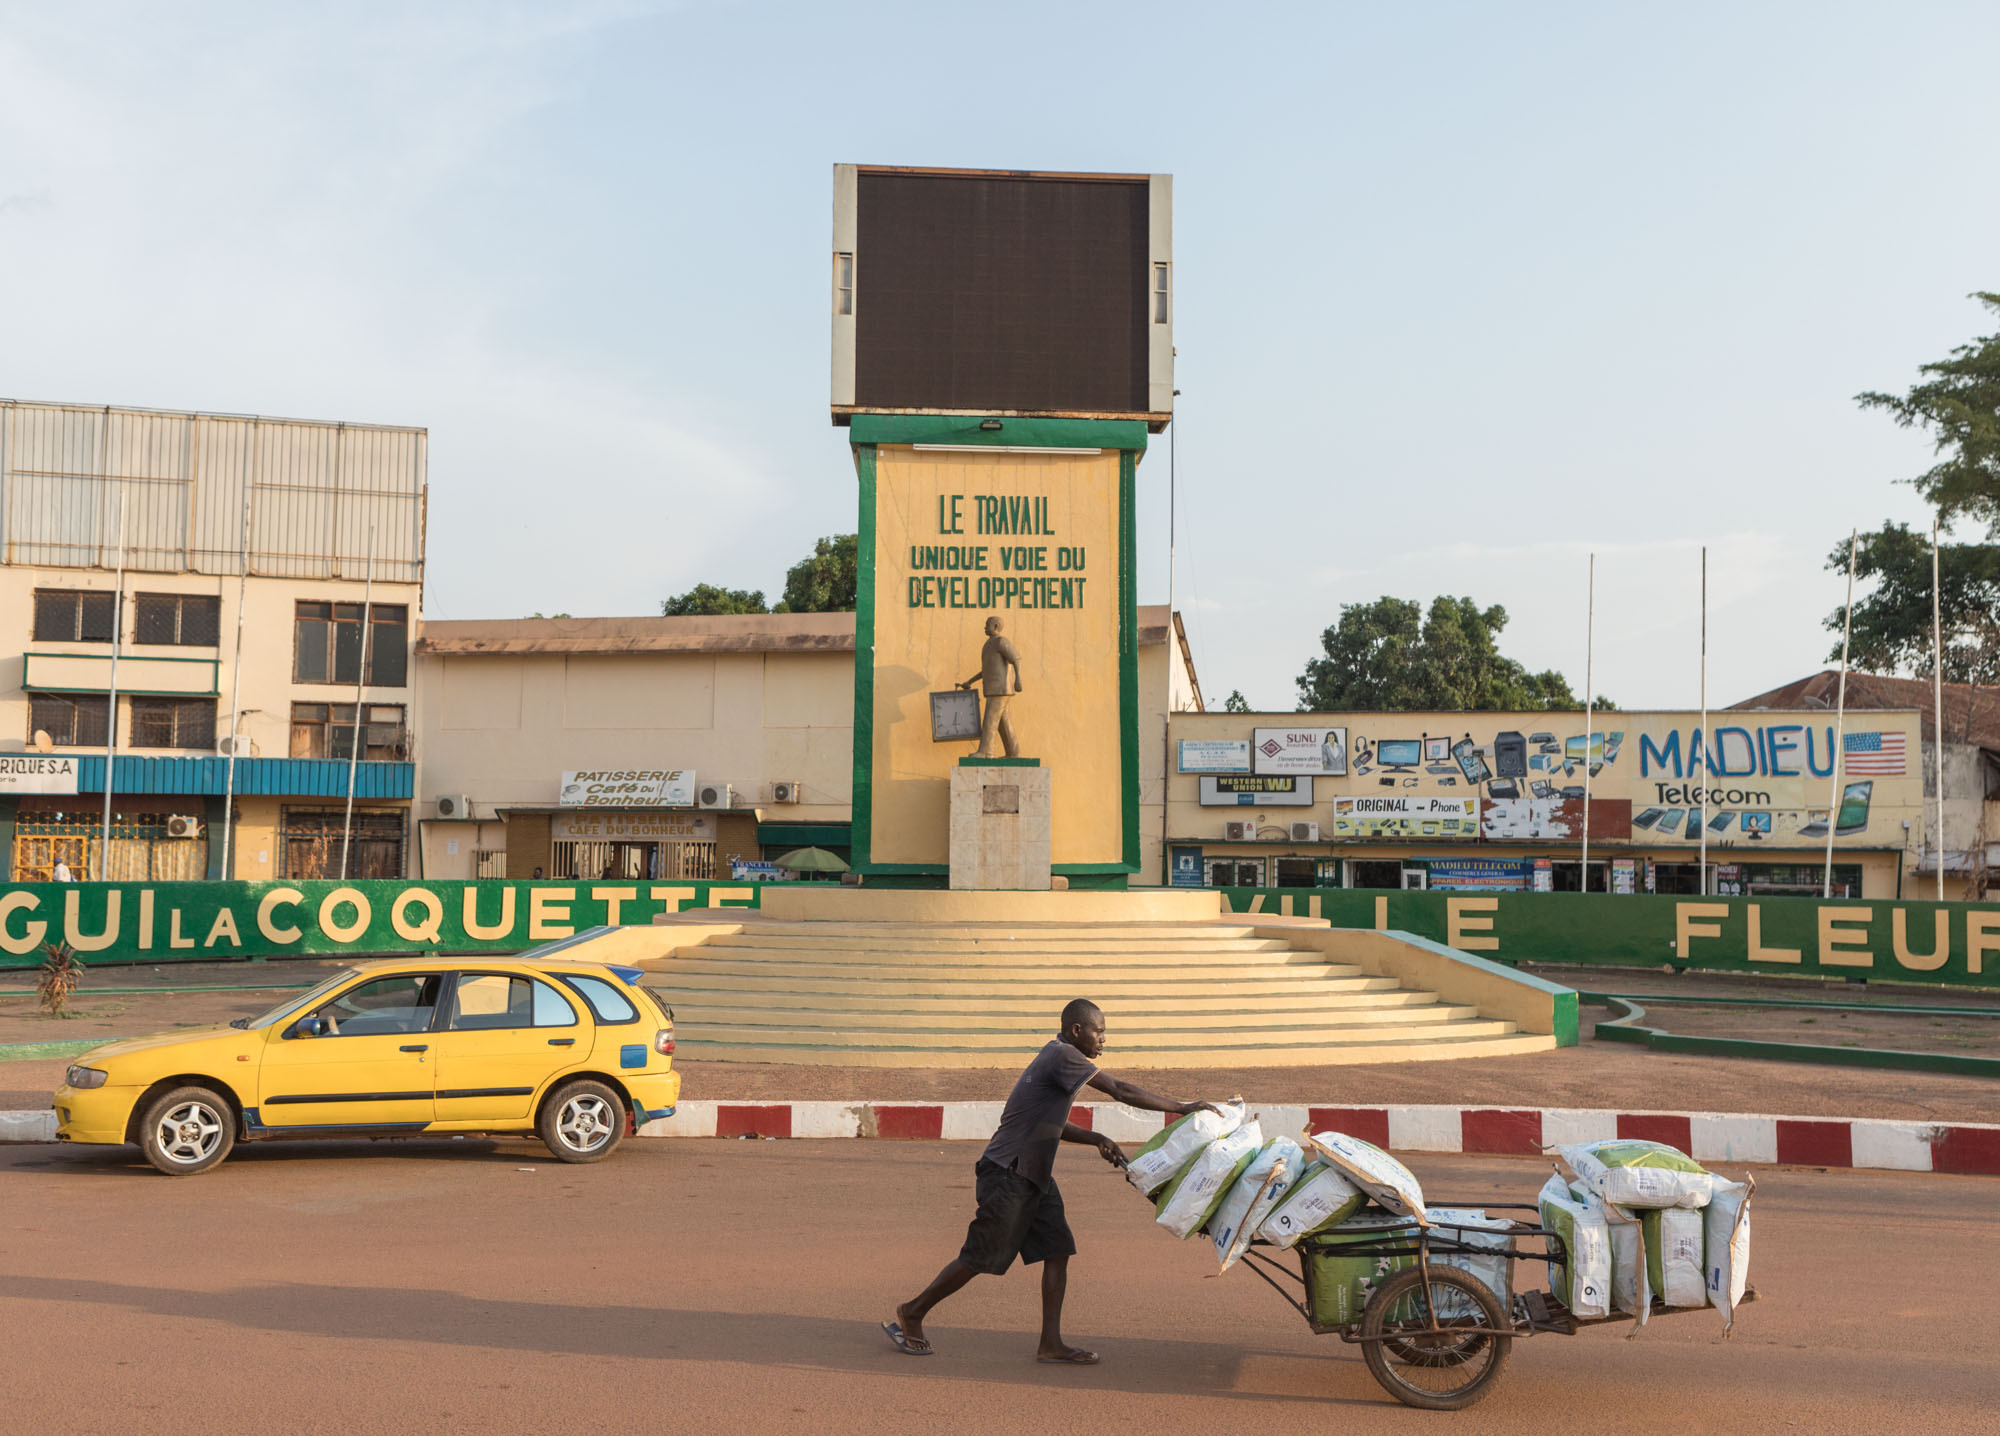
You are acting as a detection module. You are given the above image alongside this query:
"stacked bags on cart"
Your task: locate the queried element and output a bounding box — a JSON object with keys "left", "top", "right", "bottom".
{"left": 1540, "top": 1138, "right": 1755, "bottom": 1332}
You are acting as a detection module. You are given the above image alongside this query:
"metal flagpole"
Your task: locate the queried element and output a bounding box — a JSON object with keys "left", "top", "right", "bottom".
{"left": 339, "top": 524, "right": 377, "bottom": 881}
{"left": 1824, "top": 529, "right": 1857, "bottom": 898}
{"left": 1582, "top": 553, "right": 1595, "bottom": 889}
{"left": 99, "top": 481, "right": 128, "bottom": 881}
{"left": 1698, "top": 546, "right": 1709, "bottom": 894}
{"left": 220, "top": 422, "right": 254, "bottom": 879}
{"left": 1932, "top": 519, "right": 1947, "bottom": 901}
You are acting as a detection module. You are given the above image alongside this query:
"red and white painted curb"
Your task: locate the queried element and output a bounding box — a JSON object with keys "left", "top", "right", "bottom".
{"left": 635, "top": 1101, "right": 2000, "bottom": 1177}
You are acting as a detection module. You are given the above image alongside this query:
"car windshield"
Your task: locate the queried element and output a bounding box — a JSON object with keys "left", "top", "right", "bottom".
{"left": 240, "top": 970, "right": 358, "bottom": 1030}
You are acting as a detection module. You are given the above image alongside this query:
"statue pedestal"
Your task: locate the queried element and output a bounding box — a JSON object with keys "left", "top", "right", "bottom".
{"left": 949, "top": 759, "right": 1052, "bottom": 891}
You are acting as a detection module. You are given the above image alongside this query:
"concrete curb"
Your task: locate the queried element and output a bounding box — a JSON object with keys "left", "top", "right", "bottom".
{"left": 635, "top": 1101, "right": 2000, "bottom": 1177}
{"left": 0, "top": 1110, "right": 57, "bottom": 1143}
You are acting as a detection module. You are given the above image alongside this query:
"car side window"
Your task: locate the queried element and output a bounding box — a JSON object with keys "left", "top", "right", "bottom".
{"left": 560, "top": 974, "right": 638, "bottom": 1024}
{"left": 312, "top": 975, "right": 439, "bottom": 1037}
{"left": 449, "top": 974, "right": 577, "bottom": 1030}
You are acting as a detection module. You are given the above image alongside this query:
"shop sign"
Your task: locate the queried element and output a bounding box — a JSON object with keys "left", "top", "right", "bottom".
{"left": 0, "top": 756, "right": 79, "bottom": 795}
{"left": 1425, "top": 857, "right": 1530, "bottom": 892}
{"left": 731, "top": 860, "right": 789, "bottom": 882}
{"left": 558, "top": 770, "right": 696, "bottom": 808}
{"left": 1168, "top": 844, "right": 1204, "bottom": 887}
{"left": 1199, "top": 775, "right": 1314, "bottom": 807}
{"left": 551, "top": 811, "right": 716, "bottom": 842}
{"left": 1610, "top": 857, "right": 1638, "bottom": 894}
{"left": 1532, "top": 857, "right": 1554, "bottom": 892}
{"left": 1253, "top": 727, "right": 1347, "bottom": 776}
{"left": 1178, "top": 740, "right": 1251, "bottom": 774}
{"left": 1328, "top": 795, "right": 1478, "bottom": 837}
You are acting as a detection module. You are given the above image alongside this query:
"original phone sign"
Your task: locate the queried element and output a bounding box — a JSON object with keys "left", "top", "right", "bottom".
{"left": 1252, "top": 727, "right": 1347, "bottom": 776}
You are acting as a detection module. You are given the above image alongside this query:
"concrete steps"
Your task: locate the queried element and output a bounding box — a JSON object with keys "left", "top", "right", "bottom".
{"left": 640, "top": 911, "right": 1555, "bottom": 1068}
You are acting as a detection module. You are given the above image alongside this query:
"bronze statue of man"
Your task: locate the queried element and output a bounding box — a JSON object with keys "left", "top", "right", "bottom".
{"left": 958, "top": 615, "right": 1022, "bottom": 758}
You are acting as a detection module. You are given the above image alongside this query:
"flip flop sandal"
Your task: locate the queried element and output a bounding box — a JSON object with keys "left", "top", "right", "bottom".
{"left": 1036, "top": 1348, "right": 1100, "bottom": 1365}
{"left": 882, "top": 1320, "right": 934, "bottom": 1356}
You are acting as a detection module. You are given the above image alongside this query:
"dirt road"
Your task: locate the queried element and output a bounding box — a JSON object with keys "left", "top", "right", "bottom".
{"left": 0, "top": 1138, "right": 1991, "bottom": 1433}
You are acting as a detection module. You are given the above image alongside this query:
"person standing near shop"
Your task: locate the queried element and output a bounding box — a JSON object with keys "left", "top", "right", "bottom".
{"left": 882, "top": 999, "right": 1219, "bottom": 1365}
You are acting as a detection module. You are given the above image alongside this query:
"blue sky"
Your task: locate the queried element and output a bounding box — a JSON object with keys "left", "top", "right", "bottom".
{"left": 3, "top": 1, "right": 1994, "bottom": 710}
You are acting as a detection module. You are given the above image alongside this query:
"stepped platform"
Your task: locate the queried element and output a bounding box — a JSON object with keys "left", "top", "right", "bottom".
{"left": 618, "top": 888, "right": 1573, "bottom": 1068}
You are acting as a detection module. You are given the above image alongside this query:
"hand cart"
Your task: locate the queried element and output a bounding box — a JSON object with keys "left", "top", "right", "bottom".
{"left": 1236, "top": 1202, "right": 1757, "bottom": 1411}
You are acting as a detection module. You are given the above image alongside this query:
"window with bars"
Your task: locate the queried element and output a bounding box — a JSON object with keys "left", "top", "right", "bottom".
{"left": 28, "top": 693, "right": 110, "bottom": 748}
{"left": 130, "top": 697, "right": 218, "bottom": 750}
{"left": 33, "top": 590, "right": 117, "bottom": 643}
{"left": 134, "top": 593, "right": 221, "bottom": 646}
{"left": 293, "top": 602, "right": 409, "bottom": 687}
{"left": 278, "top": 806, "right": 407, "bottom": 880}
{"left": 289, "top": 703, "right": 409, "bottom": 761}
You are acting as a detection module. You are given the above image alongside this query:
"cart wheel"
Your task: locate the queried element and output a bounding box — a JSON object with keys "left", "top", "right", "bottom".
{"left": 1359, "top": 1268, "right": 1511, "bottom": 1411}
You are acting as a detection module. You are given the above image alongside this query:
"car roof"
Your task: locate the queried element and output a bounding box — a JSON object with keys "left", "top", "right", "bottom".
{"left": 346, "top": 956, "right": 623, "bottom": 978}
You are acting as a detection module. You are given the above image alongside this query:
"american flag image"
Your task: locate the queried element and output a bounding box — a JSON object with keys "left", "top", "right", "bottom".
{"left": 1843, "top": 731, "right": 1907, "bottom": 775}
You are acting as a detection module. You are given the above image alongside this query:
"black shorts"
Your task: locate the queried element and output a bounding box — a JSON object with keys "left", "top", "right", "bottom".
{"left": 958, "top": 1159, "right": 1076, "bottom": 1275}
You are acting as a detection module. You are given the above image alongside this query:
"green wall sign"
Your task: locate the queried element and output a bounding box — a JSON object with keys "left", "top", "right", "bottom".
{"left": 0, "top": 880, "right": 765, "bottom": 967}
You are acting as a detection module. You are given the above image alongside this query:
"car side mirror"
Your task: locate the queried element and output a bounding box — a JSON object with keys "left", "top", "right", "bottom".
{"left": 287, "top": 1016, "right": 322, "bottom": 1040}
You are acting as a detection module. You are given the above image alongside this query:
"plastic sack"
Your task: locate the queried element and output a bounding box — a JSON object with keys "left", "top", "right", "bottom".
{"left": 1155, "top": 1120, "right": 1264, "bottom": 1240}
{"left": 1257, "top": 1160, "right": 1366, "bottom": 1250}
{"left": 1643, "top": 1206, "right": 1707, "bottom": 1308}
{"left": 1704, "top": 1176, "right": 1754, "bottom": 1333}
{"left": 1303, "top": 1213, "right": 1420, "bottom": 1328}
{"left": 1125, "top": 1099, "right": 1245, "bottom": 1196}
{"left": 1559, "top": 1139, "right": 1714, "bottom": 1210}
{"left": 1304, "top": 1129, "right": 1427, "bottom": 1224}
{"left": 1537, "top": 1173, "right": 1609, "bottom": 1319}
{"left": 1211, "top": 1137, "right": 1302, "bottom": 1272}
{"left": 1578, "top": 1187, "right": 1653, "bottom": 1326}
{"left": 1425, "top": 1207, "right": 1514, "bottom": 1318}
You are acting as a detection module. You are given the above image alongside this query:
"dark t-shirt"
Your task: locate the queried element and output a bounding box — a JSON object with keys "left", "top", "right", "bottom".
{"left": 981, "top": 1039, "right": 1099, "bottom": 1189}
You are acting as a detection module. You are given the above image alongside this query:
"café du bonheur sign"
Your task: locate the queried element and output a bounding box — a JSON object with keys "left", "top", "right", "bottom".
{"left": 558, "top": 770, "right": 695, "bottom": 807}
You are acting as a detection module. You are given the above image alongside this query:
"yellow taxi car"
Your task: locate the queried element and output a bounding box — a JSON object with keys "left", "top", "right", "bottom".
{"left": 51, "top": 954, "right": 679, "bottom": 1175}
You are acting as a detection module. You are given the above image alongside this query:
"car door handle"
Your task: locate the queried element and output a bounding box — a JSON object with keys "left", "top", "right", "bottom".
{"left": 547, "top": 1038, "right": 575, "bottom": 1047}
{"left": 400, "top": 1044, "right": 429, "bottom": 1053}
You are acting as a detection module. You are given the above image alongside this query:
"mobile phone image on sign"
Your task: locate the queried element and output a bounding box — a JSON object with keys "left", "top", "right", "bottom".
{"left": 1632, "top": 807, "right": 1666, "bottom": 830}
{"left": 1708, "top": 811, "right": 1735, "bottom": 832}
{"left": 1452, "top": 738, "right": 1491, "bottom": 786}
{"left": 1836, "top": 781, "right": 1873, "bottom": 835}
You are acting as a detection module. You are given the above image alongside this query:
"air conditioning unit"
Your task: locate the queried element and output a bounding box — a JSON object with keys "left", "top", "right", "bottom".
{"left": 1224, "top": 819, "right": 1258, "bottom": 842}
{"left": 770, "top": 780, "right": 802, "bottom": 804}
{"left": 435, "top": 795, "right": 473, "bottom": 819}
{"left": 1290, "top": 821, "right": 1320, "bottom": 843}
{"left": 216, "top": 735, "right": 252, "bottom": 758}
{"left": 164, "top": 815, "right": 203, "bottom": 839}
{"left": 697, "top": 782, "right": 734, "bottom": 809}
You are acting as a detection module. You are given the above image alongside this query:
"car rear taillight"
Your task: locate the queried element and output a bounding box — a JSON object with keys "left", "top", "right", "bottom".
{"left": 655, "top": 1025, "right": 675, "bottom": 1055}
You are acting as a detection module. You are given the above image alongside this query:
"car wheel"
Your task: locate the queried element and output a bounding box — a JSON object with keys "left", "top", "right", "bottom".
{"left": 139, "top": 1086, "right": 236, "bottom": 1176}
{"left": 539, "top": 1079, "right": 626, "bottom": 1164}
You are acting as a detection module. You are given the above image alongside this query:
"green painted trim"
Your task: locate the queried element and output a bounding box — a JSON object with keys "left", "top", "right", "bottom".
{"left": 1580, "top": 991, "right": 2000, "bottom": 1017}
{"left": 0, "top": 1038, "right": 103, "bottom": 1061}
{"left": 755, "top": 822, "right": 854, "bottom": 846}
{"left": 848, "top": 415, "right": 1148, "bottom": 452}
{"left": 865, "top": 862, "right": 947, "bottom": 875}
{"left": 1595, "top": 996, "right": 2000, "bottom": 1076}
{"left": 1383, "top": 929, "right": 1581, "bottom": 1047}
{"left": 959, "top": 756, "right": 1040, "bottom": 768}
{"left": 851, "top": 444, "right": 878, "bottom": 874}
{"left": 1053, "top": 863, "right": 1134, "bottom": 875}
{"left": 1118, "top": 449, "right": 1140, "bottom": 872}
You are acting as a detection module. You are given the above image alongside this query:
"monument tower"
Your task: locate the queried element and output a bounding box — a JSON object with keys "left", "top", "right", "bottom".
{"left": 831, "top": 165, "right": 1173, "bottom": 888}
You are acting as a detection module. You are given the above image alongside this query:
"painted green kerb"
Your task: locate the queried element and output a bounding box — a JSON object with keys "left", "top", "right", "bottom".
{"left": 1551, "top": 990, "right": 1580, "bottom": 1047}
{"left": 959, "top": 757, "right": 1040, "bottom": 768}
{"left": 1118, "top": 448, "right": 1139, "bottom": 876}
{"left": 850, "top": 443, "right": 878, "bottom": 874}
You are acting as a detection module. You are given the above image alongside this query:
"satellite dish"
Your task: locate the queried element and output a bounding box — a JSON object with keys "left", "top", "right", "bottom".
{"left": 32, "top": 730, "right": 53, "bottom": 753}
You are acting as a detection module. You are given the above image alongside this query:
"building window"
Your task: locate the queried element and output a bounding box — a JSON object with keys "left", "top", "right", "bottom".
{"left": 33, "top": 589, "right": 117, "bottom": 643}
{"left": 289, "top": 703, "right": 409, "bottom": 760}
{"left": 278, "top": 806, "right": 407, "bottom": 880}
{"left": 1153, "top": 262, "right": 1170, "bottom": 324}
{"left": 130, "top": 697, "right": 218, "bottom": 751}
{"left": 293, "top": 602, "right": 409, "bottom": 687}
{"left": 134, "top": 593, "right": 221, "bottom": 646}
{"left": 28, "top": 693, "right": 110, "bottom": 748}
{"left": 833, "top": 252, "right": 854, "bottom": 315}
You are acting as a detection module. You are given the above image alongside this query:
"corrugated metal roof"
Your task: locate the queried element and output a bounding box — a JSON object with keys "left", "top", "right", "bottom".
{"left": 76, "top": 756, "right": 413, "bottom": 798}
{"left": 417, "top": 605, "right": 1179, "bottom": 657}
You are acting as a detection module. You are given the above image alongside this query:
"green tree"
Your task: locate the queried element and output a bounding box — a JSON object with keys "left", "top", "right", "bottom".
{"left": 660, "top": 583, "right": 767, "bottom": 616}
{"left": 1295, "top": 595, "right": 1604, "bottom": 712}
{"left": 1832, "top": 294, "right": 2000, "bottom": 681}
{"left": 1222, "top": 689, "right": 1251, "bottom": 713}
{"left": 775, "top": 533, "right": 858, "bottom": 613}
